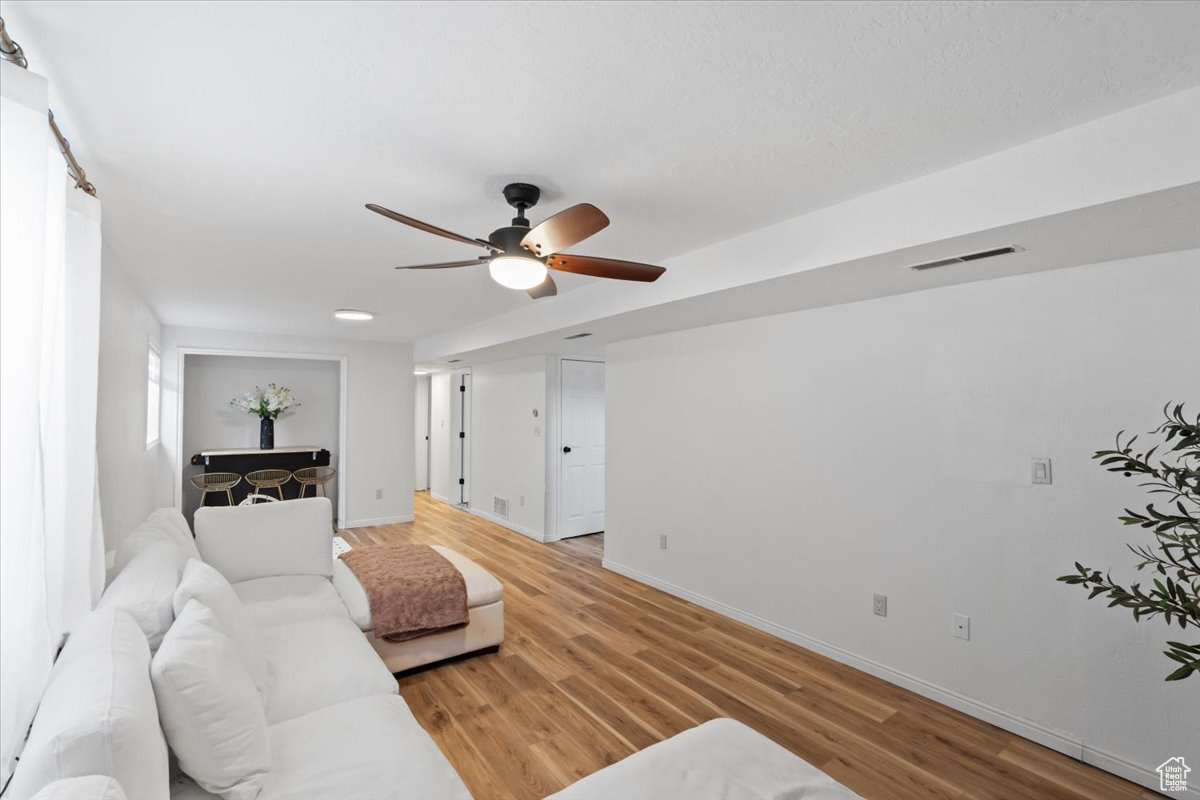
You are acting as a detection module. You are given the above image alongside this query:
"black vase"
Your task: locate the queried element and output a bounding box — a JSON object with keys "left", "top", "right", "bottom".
{"left": 260, "top": 417, "right": 275, "bottom": 450}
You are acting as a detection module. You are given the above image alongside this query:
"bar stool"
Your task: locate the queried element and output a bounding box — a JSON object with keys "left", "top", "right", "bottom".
{"left": 191, "top": 472, "right": 241, "bottom": 507}
{"left": 245, "top": 469, "right": 292, "bottom": 501}
{"left": 294, "top": 466, "right": 336, "bottom": 499}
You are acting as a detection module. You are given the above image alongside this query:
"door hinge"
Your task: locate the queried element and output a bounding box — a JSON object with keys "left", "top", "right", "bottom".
{"left": 459, "top": 385, "right": 466, "bottom": 392}
{"left": 458, "top": 431, "right": 465, "bottom": 439}
{"left": 458, "top": 478, "right": 465, "bottom": 485}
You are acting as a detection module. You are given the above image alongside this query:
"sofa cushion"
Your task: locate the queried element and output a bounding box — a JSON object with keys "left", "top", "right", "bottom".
{"left": 97, "top": 542, "right": 186, "bottom": 651}
{"left": 332, "top": 546, "right": 503, "bottom": 632}
{"left": 149, "top": 507, "right": 200, "bottom": 555}
{"left": 545, "top": 718, "right": 862, "bottom": 800}
{"left": 7, "top": 609, "right": 169, "bottom": 800}
{"left": 174, "top": 559, "right": 270, "bottom": 699}
{"left": 115, "top": 514, "right": 198, "bottom": 573}
{"left": 169, "top": 696, "right": 470, "bottom": 800}
{"left": 231, "top": 575, "right": 349, "bottom": 628}
{"left": 31, "top": 776, "right": 127, "bottom": 800}
{"left": 195, "top": 498, "right": 333, "bottom": 584}
{"left": 152, "top": 600, "right": 271, "bottom": 800}
{"left": 261, "top": 616, "right": 398, "bottom": 724}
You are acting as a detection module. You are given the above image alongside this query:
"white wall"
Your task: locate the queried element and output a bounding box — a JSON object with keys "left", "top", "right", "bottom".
{"left": 604, "top": 251, "right": 1200, "bottom": 791}
{"left": 181, "top": 355, "right": 340, "bottom": 520}
{"left": 96, "top": 258, "right": 172, "bottom": 552}
{"left": 162, "top": 326, "right": 413, "bottom": 528}
{"left": 414, "top": 374, "right": 430, "bottom": 490}
{"left": 468, "top": 356, "right": 548, "bottom": 540}
{"left": 429, "top": 373, "right": 451, "bottom": 503}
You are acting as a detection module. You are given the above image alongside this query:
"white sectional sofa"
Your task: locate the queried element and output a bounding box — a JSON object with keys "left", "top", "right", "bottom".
{"left": 7, "top": 498, "right": 472, "bottom": 800}
{"left": 9, "top": 496, "right": 861, "bottom": 800}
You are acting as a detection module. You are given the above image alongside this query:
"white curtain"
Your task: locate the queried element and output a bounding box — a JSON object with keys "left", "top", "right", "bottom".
{"left": 0, "top": 61, "right": 105, "bottom": 786}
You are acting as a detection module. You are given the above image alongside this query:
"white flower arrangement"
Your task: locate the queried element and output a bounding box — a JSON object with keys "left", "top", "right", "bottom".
{"left": 230, "top": 383, "right": 300, "bottom": 420}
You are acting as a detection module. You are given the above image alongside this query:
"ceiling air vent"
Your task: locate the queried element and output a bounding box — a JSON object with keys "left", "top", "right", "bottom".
{"left": 563, "top": 332, "right": 593, "bottom": 340}
{"left": 907, "top": 245, "right": 1023, "bottom": 271}
{"left": 446, "top": 359, "right": 462, "bottom": 364}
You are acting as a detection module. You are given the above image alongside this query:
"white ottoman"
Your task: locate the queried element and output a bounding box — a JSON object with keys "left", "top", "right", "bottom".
{"left": 546, "top": 718, "right": 861, "bottom": 800}
{"left": 332, "top": 545, "right": 504, "bottom": 673}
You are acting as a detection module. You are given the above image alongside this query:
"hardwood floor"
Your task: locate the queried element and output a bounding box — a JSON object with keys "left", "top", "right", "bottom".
{"left": 340, "top": 492, "right": 1158, "bottom": 800}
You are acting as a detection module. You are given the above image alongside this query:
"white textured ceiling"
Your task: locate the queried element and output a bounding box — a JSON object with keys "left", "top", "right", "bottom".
{"left": 5, "top": 0, "right": 1199, "bottom": 341}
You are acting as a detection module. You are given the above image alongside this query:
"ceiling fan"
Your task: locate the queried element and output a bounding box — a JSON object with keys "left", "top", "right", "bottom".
{"left": 366, "top": 183, "right": 665, "bottom": 299}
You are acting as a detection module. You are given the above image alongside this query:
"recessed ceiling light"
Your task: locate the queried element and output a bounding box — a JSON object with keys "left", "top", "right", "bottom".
{"left": 334, "top": 309, "right": 373, "bottom": 321}
{"left": 564, "top": 332, "right": 593, "bottom": 340}
{"left": 413, "top": 371, "right": 428, "bottom": 376}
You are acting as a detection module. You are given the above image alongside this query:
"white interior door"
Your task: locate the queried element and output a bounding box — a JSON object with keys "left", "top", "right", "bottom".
{"left": 414, "top": 375, "right": 429, "bottom": 490}
{"left": 559, "top": 360, "right": 605, "bottom": 537}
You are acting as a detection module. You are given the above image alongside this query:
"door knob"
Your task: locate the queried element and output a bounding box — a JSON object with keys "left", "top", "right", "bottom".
{"left": 563, "top": 446, "right": 572, "bottom": 453}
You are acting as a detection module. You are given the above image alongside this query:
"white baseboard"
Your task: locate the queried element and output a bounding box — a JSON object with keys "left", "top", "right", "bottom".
{"left": 341, "top": 514, "right": 414, "bottom": 529}
{"left": 602, "top": 558, "right": 1180, "bottom": 797}
{"left": 469, "top": 506, "right": 546, "bottom": 542}
{"left": 430, "top": 492, "right": 451, "bottom": 504}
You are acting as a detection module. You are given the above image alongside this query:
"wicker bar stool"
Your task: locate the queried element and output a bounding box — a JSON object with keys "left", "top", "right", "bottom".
{"left": 293, "top": 466, "right": 336, "bottom": 500}
{"left": 245, "top": 468, "right": 292, "bottom": 501}
{"left": 191, "top": 472, "right": 241, "bottom": 507}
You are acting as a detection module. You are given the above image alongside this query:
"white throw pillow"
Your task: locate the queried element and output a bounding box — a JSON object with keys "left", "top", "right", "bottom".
{"left": 152, "top": 600, "right": 271, "bottom": 800}
{"left": 173, "top": 559, "right": 270, "bottom": 699}
{"left": 98, "top": 541, "right": 187, "bottom": 650}
{"left": 31, "top": 775, "right": 127, "bottom": 800}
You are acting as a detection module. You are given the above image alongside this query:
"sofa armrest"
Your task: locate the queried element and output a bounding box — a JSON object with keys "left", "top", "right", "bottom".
{"left": 195, "top": 498, "right": 333, "bottom": 584}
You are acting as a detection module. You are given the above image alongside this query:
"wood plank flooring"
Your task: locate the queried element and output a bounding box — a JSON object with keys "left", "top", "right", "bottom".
{"left": 340, "top": 492, "right": 1158, "bottom": 800}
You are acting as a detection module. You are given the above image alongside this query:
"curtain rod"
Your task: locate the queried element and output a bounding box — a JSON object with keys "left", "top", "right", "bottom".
{"left": 0, "top": 17, "right": 97, "bottom": 197}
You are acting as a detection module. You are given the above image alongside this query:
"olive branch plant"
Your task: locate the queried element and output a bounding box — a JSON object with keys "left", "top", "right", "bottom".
{"left": 1058, "top": 403, "right": 1200, "bottom": 681}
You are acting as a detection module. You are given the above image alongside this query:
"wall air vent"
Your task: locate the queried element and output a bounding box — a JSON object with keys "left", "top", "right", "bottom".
{"left": 563, "top": 332, "right": 593, "bottom": 340}
{"left": 493, "top": 496, "right": 509, "bottom": 520}
{"left": 446, "top": 359, "right": 462, "bottom": 364}
{"left": 907, "top": 245, "right": 1023, "bottom": 271}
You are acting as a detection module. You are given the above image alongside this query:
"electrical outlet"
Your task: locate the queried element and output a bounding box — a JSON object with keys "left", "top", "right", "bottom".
{"left": 659, "top": 534, "right": 668, "bottom": 550}
{"left": 375, "top": 489, "right": 383, "bottom": 499}
{"left": 873, "top": 594, "right": 887, "bottom": 617}
{"left": 953, "top": 613, "right": 970, "bottom": 640}
{"left": 519, "top": 495, "right": 525, "bottom": 507}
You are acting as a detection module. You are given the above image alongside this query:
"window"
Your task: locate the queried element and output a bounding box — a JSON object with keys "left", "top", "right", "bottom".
{"left": 146, "top": 344, "right": 161, "bottom": 448}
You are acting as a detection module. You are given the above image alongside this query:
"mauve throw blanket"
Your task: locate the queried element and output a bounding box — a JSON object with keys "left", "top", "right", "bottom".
{"left": 339, "top": 544, "right": 468, "bottom": 642}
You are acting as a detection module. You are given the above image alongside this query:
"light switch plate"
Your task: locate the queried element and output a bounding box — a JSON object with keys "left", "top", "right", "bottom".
{"left": 1031, "top": 458, "right": 1052, "bottom": 485}
{"left": 873, "top": 594, "right": 887, "bottom": 617}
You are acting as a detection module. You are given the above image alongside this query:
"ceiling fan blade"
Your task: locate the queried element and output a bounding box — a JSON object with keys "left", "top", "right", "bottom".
{"left": 546, "top": 253, "right": 665, "bottom": 282}
{"left": 527, "top": 274, "right": 557, "bottom": 299}
{"left": 394, "top": 257, "right": 489, "bottom": 270}
{"left": 520, "top": 203, "right": 610, "bottom": 257}
{"left": 367, "top": 204, "right": 495, "bottom": 250}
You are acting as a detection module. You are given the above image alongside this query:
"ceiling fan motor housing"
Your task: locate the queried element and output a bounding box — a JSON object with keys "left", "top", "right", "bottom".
{"left": 489, "top": 223, "right": 543, "bottom": 258}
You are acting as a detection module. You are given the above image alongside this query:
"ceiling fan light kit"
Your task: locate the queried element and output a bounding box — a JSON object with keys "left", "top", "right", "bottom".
{"left": 489, "top": 255, "right": 548, "bottom": 290}
{"left": 367, "top": 182, "right": 665, "bottom": 299}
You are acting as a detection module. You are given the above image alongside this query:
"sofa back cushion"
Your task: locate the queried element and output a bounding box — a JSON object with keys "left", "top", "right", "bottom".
{"left": 114, "top": 510, "right": 199, "bottom": 573}
{"left": 173, "top": 559, "right": 270, "bottom": 699}
{"left": 151, "top": 600, "right": 271, "bottom": 800}
{"left": 97, "top": 542, "right": 186, "bottom": 651}
{"left": 7, "top": 609, "right": 169, "bottom": 800}
{"left": 195, "top": 497, "right": 333, "bottom": 584}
